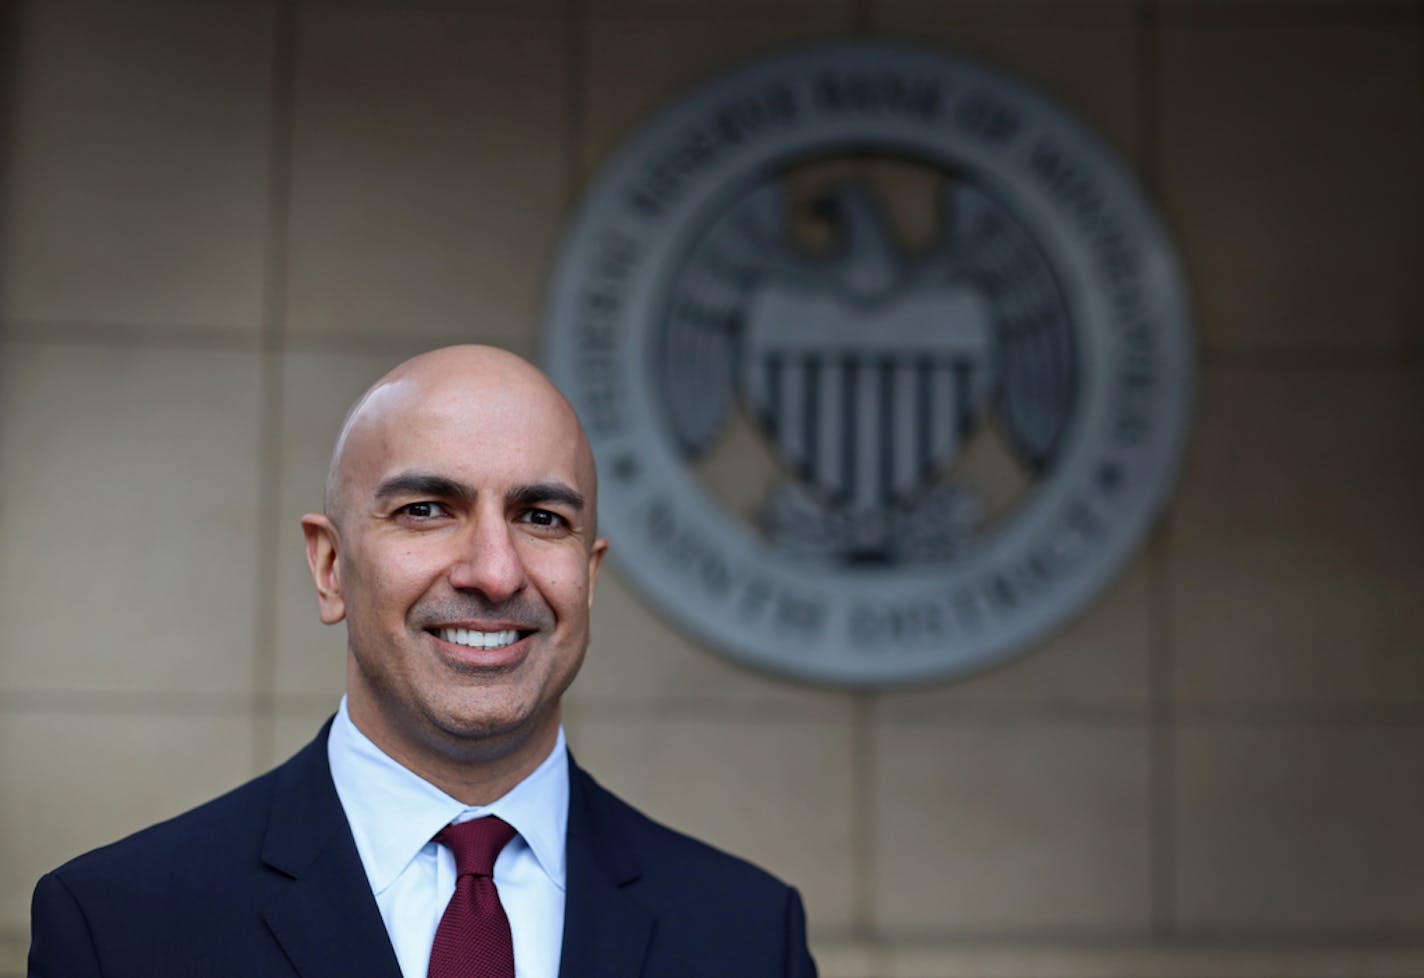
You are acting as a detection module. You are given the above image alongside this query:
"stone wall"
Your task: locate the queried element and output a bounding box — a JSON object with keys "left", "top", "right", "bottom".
{"left": 2, "top": 2, "right": 1421, "bottom": 974}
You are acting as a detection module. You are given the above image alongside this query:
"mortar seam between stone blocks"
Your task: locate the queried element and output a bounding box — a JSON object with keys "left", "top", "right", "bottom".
{"left": 561, "top": 0, "right": 588, "bottom": 219}
{"left": 0, "top": 322, "right": 264, "bottom": 351}
{"left": 852, "top": 691, "right": 877, "bottom": 943}
{"left": 252, "top": 0, "right": 300, "bottom": 774}
{"left": 1136, "top": 0, "right": 1180, "bottom": 943}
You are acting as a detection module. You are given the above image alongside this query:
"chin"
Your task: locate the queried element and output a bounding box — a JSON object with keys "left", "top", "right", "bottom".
{"left": 428, "top": 698, "right": 544, "bottom": 753}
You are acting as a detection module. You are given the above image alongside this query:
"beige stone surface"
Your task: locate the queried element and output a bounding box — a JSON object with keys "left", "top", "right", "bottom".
{"left": 872, "top": 718, "right": 1151, "bottom": 935}
{"left": 812, "top": 941, "right": 882, "bottom": 978}
{"left": 873, "top": 553, "right": 1153, "bottom": 710}
{"left": 1159, "top": 13, "right": 1423, "bottom": 352}
{"left": 285, "top": 4, "right": 566, "bottom": 345}
{"left": 568, "top": 713, "right": 858, "bottom": 933}
{"left": 0, "top": 710, "right": 258, "bottom": 926}
{"left": 575, "top": 567, "right": 858, "bottom": 713}
{"left": 268, "top": 699, "right": 343, "bottom": 770}
{"left": 1171, "top": 368, "right": 1424, "bottom": 706}
{"left": 0, "top": 1, "right": 274, "bottom": 331}
{"left": 0, "top": 344, "right": 263, "bottom": 696}
{"left": 1176, "top": 722, "right": 1424, "bottom": 934}
{"left": 0, "top": 933, "right": 20, "bottom": 978}
{"left": 876, "top": 0, "right": 1142, "bottom": 165}
{"left": 584, "top": 7, "right": 853, "bottom": 177}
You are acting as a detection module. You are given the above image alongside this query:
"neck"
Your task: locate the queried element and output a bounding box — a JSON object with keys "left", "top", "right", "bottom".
{"left": 345, "top": 695, "right": 560, "bottom": 807}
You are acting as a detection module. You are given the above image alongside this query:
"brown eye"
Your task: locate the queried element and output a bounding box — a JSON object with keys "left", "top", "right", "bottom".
{"left": 399, "top": 501, "right": 446, "bottom": 520}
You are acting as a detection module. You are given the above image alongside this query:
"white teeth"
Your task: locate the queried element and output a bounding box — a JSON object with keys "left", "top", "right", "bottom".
{"left": 438, "top": 628, "right": 520, "bottom": 650}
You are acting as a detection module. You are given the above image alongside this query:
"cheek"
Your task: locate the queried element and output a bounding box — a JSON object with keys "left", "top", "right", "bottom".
{"left": 526, "top": 554, "right": 591, "bottom": 615}
{"left": 347, "top": 543, "right": 448, "bottom": 610}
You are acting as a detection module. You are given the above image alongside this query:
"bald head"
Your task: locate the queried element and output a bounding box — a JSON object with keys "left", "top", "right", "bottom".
{"left": 301, "top": 344, "right": 609, "bottom": 797}
{"left": 324, "top": 345, "right": 597, "bottom": 533}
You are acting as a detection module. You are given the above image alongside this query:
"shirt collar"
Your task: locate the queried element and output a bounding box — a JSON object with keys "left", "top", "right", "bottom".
{"left": 327, "top": 696, "right": 569, "bottom": 895}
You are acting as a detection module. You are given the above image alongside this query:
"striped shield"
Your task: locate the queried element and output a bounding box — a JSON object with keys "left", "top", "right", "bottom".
{"left": 742, "top": 280, "right": 995, "bottom": 511}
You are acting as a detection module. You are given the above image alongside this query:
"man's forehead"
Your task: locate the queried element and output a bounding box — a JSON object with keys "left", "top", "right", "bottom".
{"left": 342, "top": 376, "right": 590, "bottom": 482}
{"left": 354, "top": 393, "right": 578, "bottom": 460}
{"left": 341, "top": 347, "right": 563, "bottom": 432}
{"left": 323, "top": 345, "right": 597, "bottom": 517}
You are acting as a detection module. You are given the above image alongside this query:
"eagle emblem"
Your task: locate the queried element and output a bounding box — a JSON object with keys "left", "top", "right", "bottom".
{"left": 654, "top": 175, "right": 1077, "bottom": 566}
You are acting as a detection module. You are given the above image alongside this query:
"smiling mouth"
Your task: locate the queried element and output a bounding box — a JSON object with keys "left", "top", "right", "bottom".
{"left": 434, "top": 627, "right": 527, "bottom": 651}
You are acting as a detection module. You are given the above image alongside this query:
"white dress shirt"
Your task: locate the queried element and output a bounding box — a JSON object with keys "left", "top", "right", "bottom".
{"left": 327, "top": 697, "right": 568, "bottom": 978}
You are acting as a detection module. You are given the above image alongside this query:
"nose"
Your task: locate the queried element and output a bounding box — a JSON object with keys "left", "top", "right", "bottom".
{"left": 446, "top": 508, "right": 529, "bottom": 603}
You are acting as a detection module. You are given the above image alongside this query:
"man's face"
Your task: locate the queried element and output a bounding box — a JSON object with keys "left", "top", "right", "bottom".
{"left": 304, "top": 357, "right": 606, "bottom": 772}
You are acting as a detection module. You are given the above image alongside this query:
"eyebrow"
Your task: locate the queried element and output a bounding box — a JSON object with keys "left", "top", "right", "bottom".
{"left": 374, "top": 472, "right": 476, "bottom": 504}
{"left": 507, "top": 482, "right": 586, "bottom": 513}
{"left": 373, "top": 472, "right": 585, "bottom": 513}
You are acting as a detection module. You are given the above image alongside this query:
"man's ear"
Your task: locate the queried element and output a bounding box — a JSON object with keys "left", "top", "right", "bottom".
{"left": 586, "top": 537, "right": 609, "bottom": 610}
{"left": 301, "top": 513, "right": 347, "bottom": 624}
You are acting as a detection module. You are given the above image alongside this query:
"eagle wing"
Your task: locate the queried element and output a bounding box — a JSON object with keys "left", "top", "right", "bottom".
{"left": 659, "top": 177, "right": 1078, "bottom": 472}
{"left": 930, "top": 182, "right": 1077, "bottom": 473}
{"left": 654, "top": 184, "right": 800, "bottom": 459}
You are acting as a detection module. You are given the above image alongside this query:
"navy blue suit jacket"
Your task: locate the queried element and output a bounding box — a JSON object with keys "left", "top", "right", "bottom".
{"left": 28, "top": 723, "right": 816, "bottom": 978}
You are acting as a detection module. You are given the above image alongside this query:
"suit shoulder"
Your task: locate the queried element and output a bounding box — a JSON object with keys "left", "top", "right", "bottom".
{"left": 45, "top": 762, "right": 283, "bottom": 891}
{"left": 575, "top": 765, "right": 799, "bottom": 901}
{"left": 42, "top": 720, "right": 340, "bottom": 899}
{"left": 569, "top": 764, "right": 817, "bottom": 976}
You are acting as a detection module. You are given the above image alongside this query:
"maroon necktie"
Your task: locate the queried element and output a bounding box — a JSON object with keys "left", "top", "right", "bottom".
{"left": 427, "top": 816, "right": 518, "bottom": 978}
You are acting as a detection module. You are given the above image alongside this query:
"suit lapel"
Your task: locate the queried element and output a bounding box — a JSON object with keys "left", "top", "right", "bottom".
{"left": 254, "top": 728, "right": 653, "bottom": 978}
{"left": 260, "top": 722, "right": 404, "bottom": 978}
{"left": 558, "top": 759, "right": 655, "bottom": 978}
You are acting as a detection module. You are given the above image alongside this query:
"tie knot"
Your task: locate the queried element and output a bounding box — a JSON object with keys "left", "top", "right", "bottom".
{"left": 434, "top": 816, "right": 517, "bottom": 878}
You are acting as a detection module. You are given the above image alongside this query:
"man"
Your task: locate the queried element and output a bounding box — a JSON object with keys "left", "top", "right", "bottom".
{"left": 29, "top": 345, "right": 816, "bottom": 978}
